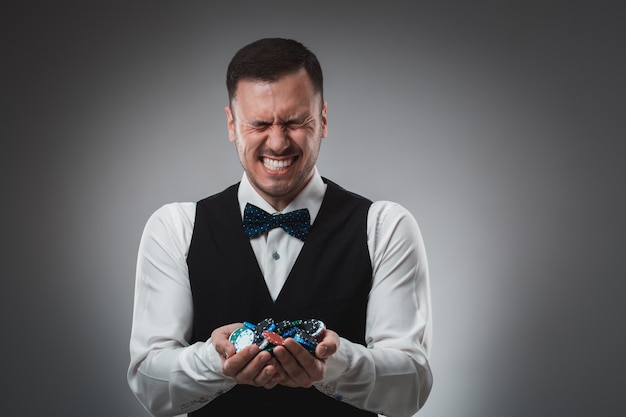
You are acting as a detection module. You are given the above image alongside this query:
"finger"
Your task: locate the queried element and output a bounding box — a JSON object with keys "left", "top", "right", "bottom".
{"left": 273, "top": 341, "right": 321, "bottom": 387}
{"left": 212, "top": 323, "right": 244, "bottom": 359}
{"left": 213, "top": 323, "right": 244, "bottom": 341}
{"left": 283, "top": 338, "right": 318, "bottom": 367}
{"left": 315, "top": 343, "right": 329, "bottom": 360}
{"left": 270, "top": 346, "right": 301, "bottom": 387}
{"left": 256, "top": 363, "right": 280, "bottom": 389}
{"left": 222, "top": 344, "right": 236, "bottom": 360}
{"left": 231, "top": 349, "right": 279, "bottom": 387}
{"left": 222, "top": 344, "right": 261, "bottom": 378}
{"left": 315, "top": 329, "right": 339, "bottom": 359}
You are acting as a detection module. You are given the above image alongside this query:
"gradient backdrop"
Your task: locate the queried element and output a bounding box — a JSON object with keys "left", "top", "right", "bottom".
{"left": 4, "top": 1, "right": 625, "bottom": 416}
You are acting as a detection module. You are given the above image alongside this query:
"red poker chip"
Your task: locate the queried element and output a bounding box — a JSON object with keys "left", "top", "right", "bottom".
{"left": 262, "top": 330, "right": 285, "bottom": 346}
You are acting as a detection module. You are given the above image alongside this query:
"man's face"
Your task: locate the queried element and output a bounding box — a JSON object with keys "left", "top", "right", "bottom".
{"left": 225, "top": 68, "right": 327, "bottom": 211}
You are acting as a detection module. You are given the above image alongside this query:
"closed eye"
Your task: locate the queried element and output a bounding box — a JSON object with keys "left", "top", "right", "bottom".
{"left": 283, "top": 116, "right": 315, "bottom": 130}
{"left": 245, "top": 115, "right": 315, "bottom": 133}
{"left": 249, "top": 121, "right": 273, "bottom": 132}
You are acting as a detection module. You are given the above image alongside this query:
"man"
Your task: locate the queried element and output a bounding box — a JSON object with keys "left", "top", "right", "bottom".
{"left": 128, "top": 38, "right": 433, "bottom": 417}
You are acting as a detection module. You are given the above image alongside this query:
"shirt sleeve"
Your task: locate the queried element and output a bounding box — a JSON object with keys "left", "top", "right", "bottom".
{"left": 314, "top": 201, "right": 433, "bottom": 417}
{"left": 127, "top": 203, "right": 236, "bottom": 417}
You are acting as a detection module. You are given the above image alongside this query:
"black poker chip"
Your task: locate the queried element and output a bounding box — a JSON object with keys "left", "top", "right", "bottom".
{"left": 301, "top": 319, "right": 325, "bottom": 339}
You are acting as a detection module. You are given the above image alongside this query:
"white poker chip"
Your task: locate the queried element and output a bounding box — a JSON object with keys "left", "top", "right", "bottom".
{"left": 229, "top": 327, "right": 256, "bottom": 352}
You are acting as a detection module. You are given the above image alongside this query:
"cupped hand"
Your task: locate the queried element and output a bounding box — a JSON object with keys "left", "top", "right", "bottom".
{"left": 271, "top": 327, "right": 340, "bottom": 388}
{"left": 211, "top": 323, "right": 281, "bottom": 389}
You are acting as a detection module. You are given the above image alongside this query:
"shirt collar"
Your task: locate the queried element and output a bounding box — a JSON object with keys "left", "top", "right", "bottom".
{"left": 238, "top": 166, "right": 326, "bottom": 224}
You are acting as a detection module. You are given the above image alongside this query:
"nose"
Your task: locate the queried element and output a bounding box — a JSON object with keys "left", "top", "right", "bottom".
{"left": 266, "top": 124, "right": 290, "bottom": 153}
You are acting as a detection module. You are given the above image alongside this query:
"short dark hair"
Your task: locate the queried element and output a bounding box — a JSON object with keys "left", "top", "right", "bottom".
{"left": 226, "top": 38, "right": 324, "bottom": 104}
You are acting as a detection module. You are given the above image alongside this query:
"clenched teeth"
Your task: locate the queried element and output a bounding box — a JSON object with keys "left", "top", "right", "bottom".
{"left": 263, "top": 158, "right": 293, "bottom": 171}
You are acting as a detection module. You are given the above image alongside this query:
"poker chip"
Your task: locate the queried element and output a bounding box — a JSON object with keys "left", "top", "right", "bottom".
{"left": 281, "top": 327, "right": 298, "bottom": 338}
{"left": 243, "top": 321, "right": 257, "bottom": 330}
{"left": 292, "top": 328, "right": 318, "bottom": 352}
{"left": 257, "top": 318, "right": 276, "bottom": 332}
{"left": 301, "top": 319, "right": 325, "bottom": 339}
{"left": 229, "top": 327, "right": 256, "bottom": 352}
{"left": 257, "top": 338, "right": 270, "bottom": 350}
{"left": 274, "top": 320, "right": 295, "bottom": 334}
{"left": 228, "top": 317, "right": 324, "bottom": 355}
{"left": 262, "top": 330, "right": 285, "bottom": 346}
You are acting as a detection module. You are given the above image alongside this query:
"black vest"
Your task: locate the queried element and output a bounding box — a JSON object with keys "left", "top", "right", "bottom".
{"left": 186, "top": 178, "right": 376, "bottom": 416}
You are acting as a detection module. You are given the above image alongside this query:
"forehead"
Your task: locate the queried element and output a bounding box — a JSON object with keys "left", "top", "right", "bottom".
{"left": 232, "top": 69, "right": 322, "bottom": 117}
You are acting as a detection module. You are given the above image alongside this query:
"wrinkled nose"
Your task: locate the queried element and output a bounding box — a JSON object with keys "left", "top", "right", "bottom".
{"left": 266, "top": 125, "right": 290, "bottom": 154}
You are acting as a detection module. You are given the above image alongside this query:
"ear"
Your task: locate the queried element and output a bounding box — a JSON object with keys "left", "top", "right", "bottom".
{"left": 225, "top": 106, "right": 236, "bottom": 143}
{"left": 321, "top": 101, "right": 328, "bottom": 139}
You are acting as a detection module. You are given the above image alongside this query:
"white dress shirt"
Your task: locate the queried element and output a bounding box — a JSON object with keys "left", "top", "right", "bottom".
{"left": 128, "top": 168, "right": 433, "bottom": 417}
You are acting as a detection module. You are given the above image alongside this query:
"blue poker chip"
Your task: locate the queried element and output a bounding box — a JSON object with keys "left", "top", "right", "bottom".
{"left": 293, "top": 328, "right": 318, "bottom": 348}
{"left": 243, "top": 321, "right": 257, "bottom": 330}
{"left": 293, "top": 335, "right": 316, "bottom": 352}
{"left": 281, "top": 327, "right": 298, "bottom": 338}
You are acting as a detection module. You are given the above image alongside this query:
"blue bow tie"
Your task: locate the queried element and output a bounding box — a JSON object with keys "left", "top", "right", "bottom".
{"left": 242, "top": 203, "right": 311, "bottom": 241}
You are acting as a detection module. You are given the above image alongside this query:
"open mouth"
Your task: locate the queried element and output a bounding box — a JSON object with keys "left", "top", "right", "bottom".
{"left": 263, "top": 157, "right": 294, "bottom": 171}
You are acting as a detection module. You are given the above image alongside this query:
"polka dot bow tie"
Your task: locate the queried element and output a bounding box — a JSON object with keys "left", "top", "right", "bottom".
{"left": 242, "top": 203, "right": 311, "bottom": 241}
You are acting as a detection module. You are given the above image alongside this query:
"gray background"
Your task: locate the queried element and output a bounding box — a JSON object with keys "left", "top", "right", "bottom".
{"left": 3, "top": 1, "right": 625, "bottom": 416}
